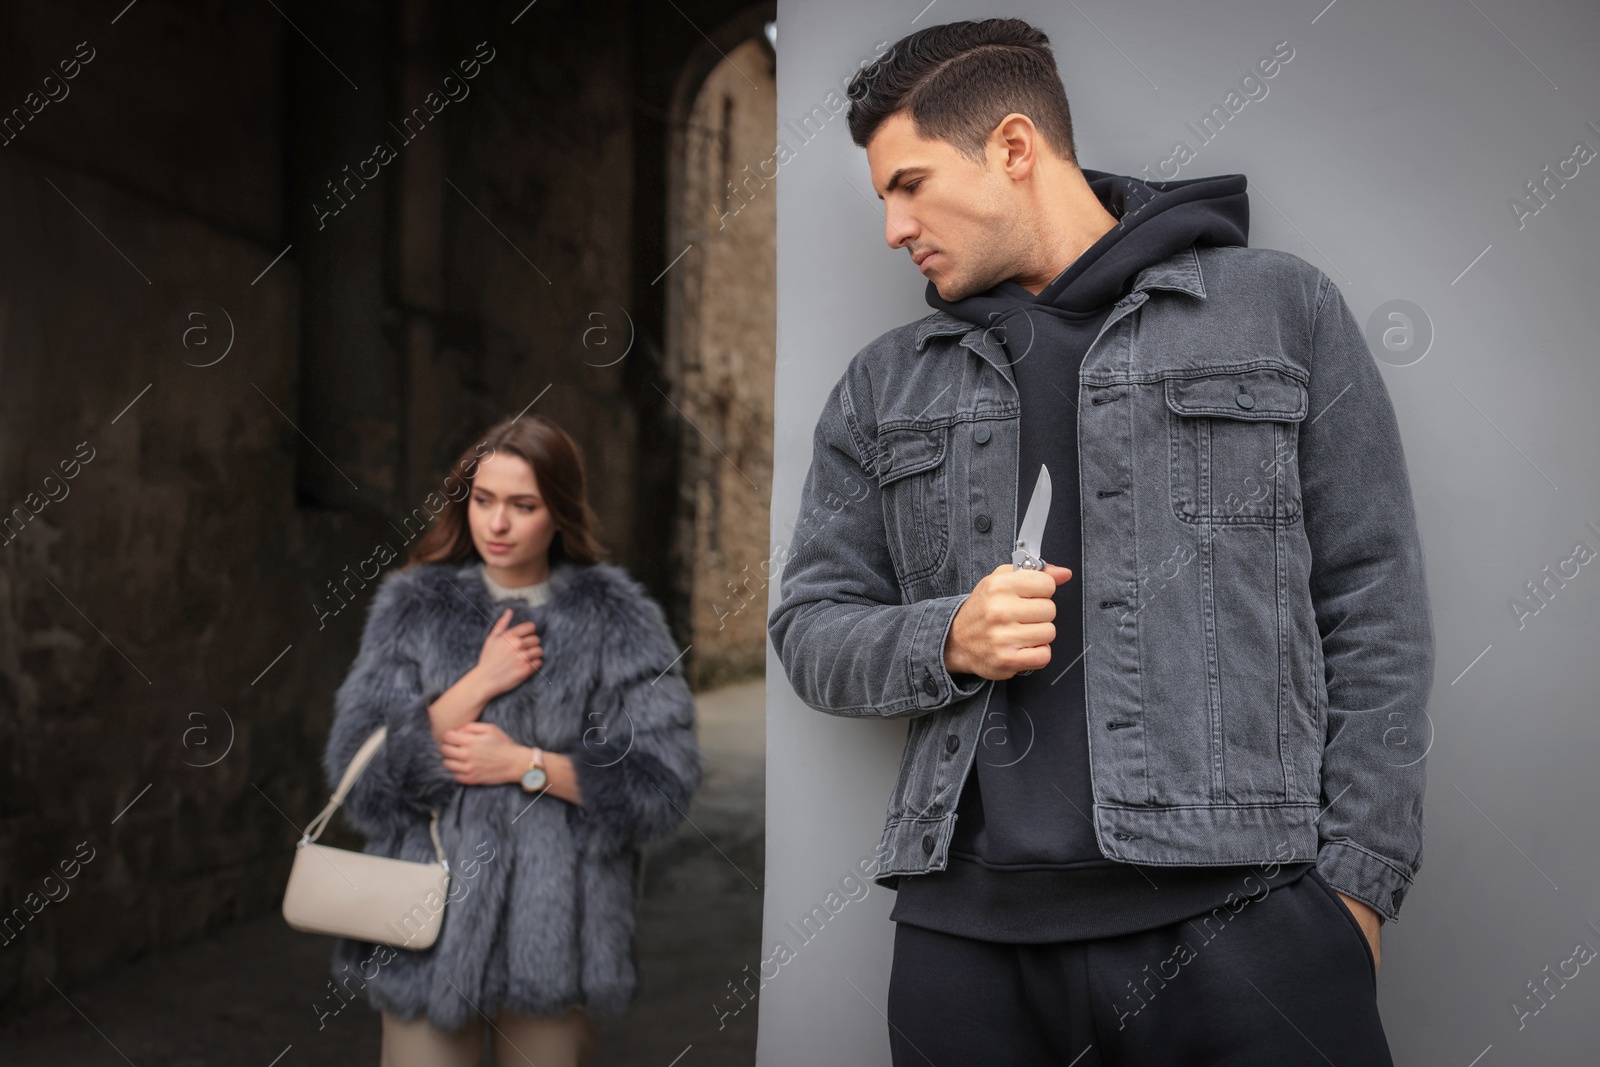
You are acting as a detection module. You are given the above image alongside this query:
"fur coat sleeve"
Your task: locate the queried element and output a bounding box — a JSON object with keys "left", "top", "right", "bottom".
{"left": 554, "top": 565, "right": 704, "bottom": 853}
{"left": 321, "top": 570, "right": 461, "bottom": 842}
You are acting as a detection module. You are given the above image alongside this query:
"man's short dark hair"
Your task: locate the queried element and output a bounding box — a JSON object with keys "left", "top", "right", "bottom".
{"left": 846, "top": 18, "right": 1078, "bottom": 166}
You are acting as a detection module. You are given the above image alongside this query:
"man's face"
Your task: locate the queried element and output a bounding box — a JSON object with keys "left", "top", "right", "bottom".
{"left": 867, "top": 110, "right": 1027, "bottom": 301}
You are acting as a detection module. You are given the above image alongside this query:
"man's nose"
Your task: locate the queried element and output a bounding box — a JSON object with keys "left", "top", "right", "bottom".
{"left": 884, "top": 206, "right": 916, "bottom": 249}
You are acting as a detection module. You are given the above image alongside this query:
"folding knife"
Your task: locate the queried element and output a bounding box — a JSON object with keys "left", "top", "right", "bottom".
{"left": 1012, "top": 464, "right": 1051, "bottom": 571}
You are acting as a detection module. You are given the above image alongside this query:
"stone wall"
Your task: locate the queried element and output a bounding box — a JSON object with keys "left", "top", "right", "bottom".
{"left": 0, "top": 0, "right": 774, "bottom": 1015}
{"left": 677, "top": 35, "right": 778, "bottom": 688}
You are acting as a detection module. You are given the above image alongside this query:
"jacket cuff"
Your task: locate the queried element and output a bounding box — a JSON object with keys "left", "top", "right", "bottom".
{"left": 908, "top": 594, "right": 989, "bottom": 711}
{"left": 1316, "top": 839, "right": 1415, "bottom": 924}
{"left": 379, "top": 690, "right": 460, "bottom": 813}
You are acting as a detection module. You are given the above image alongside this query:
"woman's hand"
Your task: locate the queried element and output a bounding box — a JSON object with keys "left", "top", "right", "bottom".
{"left": 473, "top": 608, "right": 542, "bottom": 699}
{"left": 438, "top": 721, "right": 527, "bottom": 785}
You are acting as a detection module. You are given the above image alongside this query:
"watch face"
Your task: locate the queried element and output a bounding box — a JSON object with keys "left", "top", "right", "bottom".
{"left": 521, "top": 767, "right": 548, "bottom": 792}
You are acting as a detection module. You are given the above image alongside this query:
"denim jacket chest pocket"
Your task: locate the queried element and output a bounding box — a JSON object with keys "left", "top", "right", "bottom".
{"left": 1163, "top": 366, "right": 1309, "bottom": 526}
{"left": 873, "top": 425, "right": 952, "bottom": 586}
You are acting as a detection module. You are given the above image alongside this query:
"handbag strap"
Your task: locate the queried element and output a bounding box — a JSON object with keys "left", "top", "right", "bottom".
{"left": 300, "top": 725, "right": 449, "bottom": 869}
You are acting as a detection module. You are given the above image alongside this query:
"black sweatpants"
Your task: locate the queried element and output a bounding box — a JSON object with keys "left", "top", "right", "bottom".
{"left": 886, "top": 868, "right": 1390, "bottom": 1066}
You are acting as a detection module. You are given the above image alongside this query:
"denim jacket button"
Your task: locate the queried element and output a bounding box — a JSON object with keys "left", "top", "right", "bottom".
{"left": 945, "top": 733, "right": 960, "bottom": 754}
{"left": 922, "top": 834, "right": 935, "bottom": 854}
{"left": 1235, "top": 390, "right": 1255, "bottom": 409}
{"left": 973, "top": 424, "right": 991, "bottom": 444}
{"left": 974, "top": 513, "right": 991, "bottom": 532}
{"left": 922, "top": 670, "right": 939, "bottom": 697}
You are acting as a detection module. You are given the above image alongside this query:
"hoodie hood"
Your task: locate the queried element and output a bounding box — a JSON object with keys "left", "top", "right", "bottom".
{"left": 925, "top": 168, "right": 1249, "bottom": 328}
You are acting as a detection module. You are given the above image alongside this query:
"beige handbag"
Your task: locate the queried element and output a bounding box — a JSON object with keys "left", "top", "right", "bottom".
{"left": 282, "top": 726, "right": 454, "bottom": 950}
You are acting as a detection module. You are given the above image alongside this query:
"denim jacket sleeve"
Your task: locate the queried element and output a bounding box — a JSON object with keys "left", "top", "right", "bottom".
{"left": 768, "top": 361, "right": 988, "bottom": 719}
{"left": 1301, "top": 272, "right": 1436, "bottom": 923}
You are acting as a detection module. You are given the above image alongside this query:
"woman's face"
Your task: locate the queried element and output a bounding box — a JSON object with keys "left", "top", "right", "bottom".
{"left": 467, "top": 451, "right": 557, "bottom": 576}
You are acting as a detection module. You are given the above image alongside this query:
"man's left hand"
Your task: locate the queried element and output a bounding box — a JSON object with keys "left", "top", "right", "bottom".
{"left": 1337, "top": 891, "right": 1382, "bottom": 972}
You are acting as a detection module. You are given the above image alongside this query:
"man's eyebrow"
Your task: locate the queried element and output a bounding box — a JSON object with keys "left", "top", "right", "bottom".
{"left": 876, "top": 167, "right": 922, "bottom": 200}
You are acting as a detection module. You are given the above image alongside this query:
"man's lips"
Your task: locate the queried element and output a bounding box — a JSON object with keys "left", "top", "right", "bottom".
{"left": 915, "top": 251, "right": 940, "bottom": 271}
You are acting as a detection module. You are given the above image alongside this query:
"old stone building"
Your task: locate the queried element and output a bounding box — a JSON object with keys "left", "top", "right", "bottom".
{"left": 674, "top": 35, "right": 779, "bottom": 687}
{"left": 0, "top": 0, "right": 775, "bottom": 1052}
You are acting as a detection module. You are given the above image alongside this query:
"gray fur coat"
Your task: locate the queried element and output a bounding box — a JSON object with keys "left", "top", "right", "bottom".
{"left": 319, "top": 556, "right": 703, "bottom": 1031}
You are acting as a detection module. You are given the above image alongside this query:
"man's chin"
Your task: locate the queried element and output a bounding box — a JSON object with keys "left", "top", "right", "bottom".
{"left": 934, "top": 276, "right": 977, "bottom": 302}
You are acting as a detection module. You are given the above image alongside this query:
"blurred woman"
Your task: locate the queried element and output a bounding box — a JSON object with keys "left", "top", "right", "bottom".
{"left": 321, "top": 413, "right": 703, "bottom": 1067}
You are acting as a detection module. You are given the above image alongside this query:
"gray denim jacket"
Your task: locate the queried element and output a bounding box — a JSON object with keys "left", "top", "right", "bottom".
{"left": 768, "top": 244, "right": 1435, "bottom": 923}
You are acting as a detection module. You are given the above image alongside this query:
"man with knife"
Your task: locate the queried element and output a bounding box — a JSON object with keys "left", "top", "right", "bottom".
{"left": 768, "top": 15, "right": 1434, "bottom": 1066}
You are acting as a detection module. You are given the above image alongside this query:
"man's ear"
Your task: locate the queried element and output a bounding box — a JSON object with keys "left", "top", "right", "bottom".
{"left": 994, "top": 113, "right": 1040, "bottom": 181}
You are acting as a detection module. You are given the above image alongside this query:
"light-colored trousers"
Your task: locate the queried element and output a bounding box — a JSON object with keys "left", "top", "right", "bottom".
{"left": 380, "top": 1006, "right": 596, "bottom": 1067}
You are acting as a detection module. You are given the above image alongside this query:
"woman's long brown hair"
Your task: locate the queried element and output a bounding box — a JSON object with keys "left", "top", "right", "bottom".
{"left": 403, "top": 414, "right": 607, "bottom": 571}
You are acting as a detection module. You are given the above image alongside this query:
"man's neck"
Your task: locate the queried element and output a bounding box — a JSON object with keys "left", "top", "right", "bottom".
{"left": 1011, "top": 169, "right": 1120, "bottom": 295}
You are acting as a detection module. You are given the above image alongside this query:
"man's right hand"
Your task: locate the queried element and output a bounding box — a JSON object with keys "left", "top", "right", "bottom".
{"left": 944, "top": 563, "right": 1073, "bottom": 680}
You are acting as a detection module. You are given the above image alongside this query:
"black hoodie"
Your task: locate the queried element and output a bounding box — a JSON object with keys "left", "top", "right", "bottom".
{"left": 888, "top": 169, "right": 1312, "bottom": 943}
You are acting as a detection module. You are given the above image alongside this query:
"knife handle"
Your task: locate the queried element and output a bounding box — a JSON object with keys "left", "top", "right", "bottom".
{"left": 1012, "top": 550, "right": 1046, "bottom": 673}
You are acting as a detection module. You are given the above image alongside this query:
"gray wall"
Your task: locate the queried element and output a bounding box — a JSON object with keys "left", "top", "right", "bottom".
{"left": 763, "top": 0, "right": 1600, "bottom": 1062}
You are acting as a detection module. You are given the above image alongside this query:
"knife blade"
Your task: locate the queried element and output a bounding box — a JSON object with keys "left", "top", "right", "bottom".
{"left": 1012, "top": 463, "right": 1052, "bottom": 571}
{"left": 1010, "top": 463, "right": 1052, "bottom": 677}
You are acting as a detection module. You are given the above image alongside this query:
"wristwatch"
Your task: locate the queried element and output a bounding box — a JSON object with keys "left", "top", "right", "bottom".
{"left": 519, "top": 746, "right": 548, "bottom": 793}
